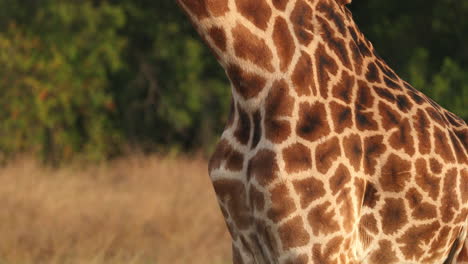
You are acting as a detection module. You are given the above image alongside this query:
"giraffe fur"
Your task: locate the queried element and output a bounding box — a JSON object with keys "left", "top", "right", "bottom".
{"left": 176, "top": 0, "right": 468, "bottom": 263}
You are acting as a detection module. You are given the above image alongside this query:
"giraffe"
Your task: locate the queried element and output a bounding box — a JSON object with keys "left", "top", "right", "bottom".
{"left": 176, "top": 0, "right": 468, "bottom": 263}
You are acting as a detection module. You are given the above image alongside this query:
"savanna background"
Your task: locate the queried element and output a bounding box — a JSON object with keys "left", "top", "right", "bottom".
{"left": 0, "top": 0, "right": 467, "bottom": 263}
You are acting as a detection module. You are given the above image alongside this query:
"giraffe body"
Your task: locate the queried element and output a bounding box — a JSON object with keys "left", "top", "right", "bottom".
{"left": 177, "top": 0, "right": 468, "bottom": 263}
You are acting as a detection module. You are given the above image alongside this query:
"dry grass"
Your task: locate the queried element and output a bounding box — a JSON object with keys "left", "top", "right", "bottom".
{"left": 0, "top": 155, "right": 231, "bottom": 264}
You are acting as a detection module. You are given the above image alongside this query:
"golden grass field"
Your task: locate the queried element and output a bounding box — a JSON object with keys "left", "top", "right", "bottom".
{"left": 0, "top": 155, "right": 231, "bottom": 264}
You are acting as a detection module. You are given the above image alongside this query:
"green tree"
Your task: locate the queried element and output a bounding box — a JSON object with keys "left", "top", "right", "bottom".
{"left": 351, "top": 0, "right": 468, "bottom": 120}
{"left": 0, "top": 1, "right": 126, "bottom": 162}
{"left": 111, "top": 1, "right": 230, "bottom": 152}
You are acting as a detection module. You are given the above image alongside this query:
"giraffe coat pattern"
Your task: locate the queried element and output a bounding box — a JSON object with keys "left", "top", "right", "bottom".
{"left": 176, "top": 0, "right": 468, "bottom": 263}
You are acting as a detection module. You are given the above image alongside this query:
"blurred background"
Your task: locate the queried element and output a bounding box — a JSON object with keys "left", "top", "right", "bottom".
{"left": 0, "top": 0, "right": 466, "bottom": 263}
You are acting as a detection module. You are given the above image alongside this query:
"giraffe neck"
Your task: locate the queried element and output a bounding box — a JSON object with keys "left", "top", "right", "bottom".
{"left": 177, "top": 0, "right": 378, "bottom": 114}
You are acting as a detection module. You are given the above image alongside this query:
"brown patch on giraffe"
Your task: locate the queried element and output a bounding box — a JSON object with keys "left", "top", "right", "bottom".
{"left": 227, "top": 64, "right": 267, "bottom": 99}
{"left": 356, "top": 80, "right": 374, "bottom": 108}
{"left": 445, "top": 110, "right": 466, "bottom": 127}
{"left": 348, "top": 23, "right": 360, "bottom": 40}
{"left": 355, "top": 112, "right": 378, "bottom": 132}
{"left": 213, "top": 179, "right": 251, "bottom": 230}
{"left": 285, "top": 254, "right": 308, "bottom": 264}
{"left": 363, "top": 135, "right": 386, "bottom": 175}
{"left": 290, "top": 0, "right": 314, "bottom": 46}
{"left": 249, "top": 185, "right": 265, "bottom": 211}
{"left": 349, "top": 40, "right": 363, "bottom": 75}
{"left": 358, "top": 213, "right": 378, "bottom": 250}
{"left": 232, "top": 24, "right": 274, "bottom": 72}
{"left": 434, "top": 127, "right": 456, "bottom": 163}
{"left": 265, "top": 80, "right": 294, "bottom": 143}
{"left": 234, "top": 0, "right": 272, "bottom": 30}
{"left": 283, "top": 143, "right": 313, "bottom": 174}
{"left": 308, "top": 202, "right": 340, "bottom": 236}
{"left": 376, "top": 60, "right": 399, "bottom": 81}
{"left": 315, "top": 137, "right": 342, "bottom": 174}
{"left": 297, "top": 102, "right": 331, "bottom": 142}
{"left": 449, "top": 130, "right": 468, "bottom": 164}
{"left": 292, "top": 51, "right": 315, "bottom": 96}
{"left": 247, "top": 149, "right": 279, "bottom": 186}
{"left": 363, "top": 182, "right": 379, "bottom": 208}
{"left": 329, "top": 164, "right": 351, "bottom": 195}
{"left": 225, "top": 151, "right": 244, "bottom": 171}
{"left": 388, "top": 118, "right": 416, "bottom": 156}
{"left": 413, "top": 109, "right": 432, "bottom": 155}
{"left": 343, "top": 134, "right": 363, "bottom": 172}
{"left": 461, "top": 168, "right": 468, "bottom": 203}
{"left": 311, "top": 236, "right": 344, "bottom": 263}
{"left": 251, "top": 110, "right": 262, "bottom": 149}
{"left": 380, "top": 154, "right": 411, "bottom": 192}
{"left": 425, "top": 226, "right": 452, "bottom": 262}
{"left": 426, "top": 107, "right": 447, "bottom": 127}
{"left": 429, "top": 158, "right": 442, "bottom": 174}
{"left": 272, "top": 0, "right": 288, "bottom": 11}
{"left": 397, "top": 221, "right": 441, "bottom": 260}
{"left": 330, "top": 101, "right": 353, "bottom": 133}
{"left": 406, "top": 87, "right": 426, "bottom": 106}
{"left": 317, "top": 1, "right": 347, "bottom": 35}
{"left": 267, "top": 183, "right": 297, "bottom": 223}
{"left": 395, "top": 95, "right": 413, "bottom": 113}
{"left": 316, "top": 43, "right": 339, "bottom": 98}
{"left": 441, "top": 168, "right": 459, "bottom": 223}
{"left": 332, "top": 71, "right": 355, "bottom": 104}
{"left": 365, "top": 62, "right": 381, "bottom": 83}
{"left": 454, "top": 208, "right": 468, "bottom": 224}
{"left": 446, "top": 110, "right": 466, "bottom": 126}
{"left": 266, "top": 80, "right": 294, "bottom": 117}
{"left": 378, "top": 102, "right": 401, "bottom": 130}
{"left": 380, "top": 198, "right": 408, "bottom": 235}
{"left": 179, "top": 0, "right": 209, "bottom": 19}
{"left": 209, "top": 139, "right": 244, "bottom": 172}
{"left": 355, "top": 82, "right": 378, "bottom": 131}
{"left": 317, "top": 16, "right": 352, "bottom": 70}
{"left": 384, "top": 76, "right": 401, "bottom": 90}
{"left": 206, "top": 0, "right": 229, "bottom": 16}
{"left": 454, "top": 128, "right": 468, "bottom": 151}
{"left": 405, "top": 188, "right": 437, "bottom": 220}
{"left": 356, "top": 38, "right": 372, "bottom": 59}
{"left": 369, "top": 240, "right": 399, "bottom": 264}
{"left": 415, "top": 159, "right": 441, "bottom": 201}
{"left": 273, "top": 17, "right": 295, "bottom": 72}
{"left": 208, "top": 27, "right": 227, "bottom": 51}
{"left": 375, "top": 86, "right": 396, "bottom": 103}
{"left": 293, "top": 177, "right": 326, "bottom": 209}
{"left": 278, "top": 216, "right": 310, "bottom": 250}
{"left": 234, "top": 104, "right": 251, "bottom": 145}
{"left": 359, "top": 214, "right": 379, "bottom": 234}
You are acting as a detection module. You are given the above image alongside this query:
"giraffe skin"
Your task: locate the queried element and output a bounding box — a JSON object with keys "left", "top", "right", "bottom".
{"left": 176, "top": 0, "right": 468, "bottom": 263}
